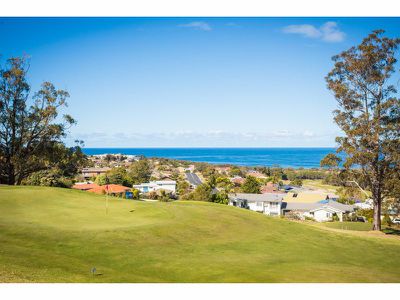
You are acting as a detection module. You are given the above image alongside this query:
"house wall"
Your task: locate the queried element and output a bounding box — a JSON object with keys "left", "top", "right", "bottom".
{"left": 134, "top": 183, "right": 176, "bottom": 193}
{"left": 313, "top": 209, "right": 332, "bottom": 222}
{"left": 248, "top": 201, "right": 264, "bottom": 212}
{"left": 312, "top": 209, "right": 344, "bottom": 222}
{"left": 156, "top": 183, "right": 176, "bottom": 193}
{"left": 263, "top": 202, "right": 281, "bottom": 216}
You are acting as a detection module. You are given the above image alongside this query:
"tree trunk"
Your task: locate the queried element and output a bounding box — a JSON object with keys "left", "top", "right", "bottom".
{"left": 372, "top": 199, "right": 381, "bottom": 231}
{"left": 7, "top": 164, "right": 16, "bottom": 185}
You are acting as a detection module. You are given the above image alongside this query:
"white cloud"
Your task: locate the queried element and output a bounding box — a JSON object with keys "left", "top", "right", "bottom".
{"left": 69, "top": 130, "right": 337, "bottom": 148}
{"left": 302, "top": 130, "right": 315, "bottom": 137}
{"left": 282, "top": 22, "right": 345, "bottom": 43}
{"left": 320, "top": 22, "right": 346, "bottom": 42}
{"left": 179, "top": 21, "right": 212, "bottom": 31}
{"left": 282, "top": 24, "right": 322, "bottom": 38}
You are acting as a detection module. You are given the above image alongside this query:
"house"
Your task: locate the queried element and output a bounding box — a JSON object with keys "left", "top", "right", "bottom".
{"left": 231, "top": 176, "right": 245, "bottom": 185}
{"left": 72, "top": 182, "right": 100, "bottom": 191}
{"left": 283, "top": 191, "right": 339, "bottom": 203}
{"left": 133, "top": 180, "right": 176, "bottom": 194}
{"left": 282, "top": 200, "right": 354, "bottom": 222}
{"left": 261, "top": 182, "right": 285, "bottom": 194}
{"left": 87, "top": 184, "right": 131, "bottom": 195}
{"left": 215, "top": 166, "right": 231, "bottom": 174}
{"left": 81, "top": 167, "right": 111, "bottom": 179}
{"left": 246, "top": 170, "right": 267, "bottom": 179}
{"left": 229, "top": 193, "right": 285, "bottom": 216}
{"left": 183, "top": 165, "right": 195, "bottom": 172}
{"left": 354, "top": 199, "right": 373, "bottom": 210}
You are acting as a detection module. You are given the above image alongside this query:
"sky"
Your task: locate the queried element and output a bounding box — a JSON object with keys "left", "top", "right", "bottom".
{"left": 1, "top": 17, "right": 399, "bottom": 147}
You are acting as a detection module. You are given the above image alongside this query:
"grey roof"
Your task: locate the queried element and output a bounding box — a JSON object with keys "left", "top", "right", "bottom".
{"left": 321, "top": 200, "right": 354, "bottom": 212}
{"left": 282, "top": 200, "right": 354, "bottom": 213}
{"left": 229, "top": 193, "right": 284, "bottom": 202}
{"left": 281, "top": 202, "right": 321, "bottom": 211}
{"left": 82, "top": 167, "right": 111, "bottom": 172}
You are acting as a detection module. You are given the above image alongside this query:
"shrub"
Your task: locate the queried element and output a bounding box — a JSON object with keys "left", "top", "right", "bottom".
{"left": 22, "top": 169, "right": 73, "bottom": 188}
{"left": 382, "top": 215, "right": 392, "bottom": 226}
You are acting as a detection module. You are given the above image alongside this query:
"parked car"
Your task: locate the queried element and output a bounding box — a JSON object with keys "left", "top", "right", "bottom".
{"left": 392, "top": 218, "right": 400, "bottom": 224}
{"left": 356, "top": 216, "right": 367, "bottom": 222}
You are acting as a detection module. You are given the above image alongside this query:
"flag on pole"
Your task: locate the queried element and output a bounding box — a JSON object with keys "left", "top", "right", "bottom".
{"left": 105, "top": 183, "right": 109, "bottom": 215}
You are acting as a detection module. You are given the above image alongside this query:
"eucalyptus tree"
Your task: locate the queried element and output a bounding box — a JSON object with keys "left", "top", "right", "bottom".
{"left": 0, "top": 56, "right": 76, "bottom": 185}
{"left": 321, "top": 30, "right": 400, "bottom": 230}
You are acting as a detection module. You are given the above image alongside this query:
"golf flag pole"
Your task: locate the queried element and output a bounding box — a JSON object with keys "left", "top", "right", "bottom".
{"left": 106, "top": 185, "right": 109, "bottom": 215}
{"left": 105, "top": 176, "right": 109, "bottom": 215}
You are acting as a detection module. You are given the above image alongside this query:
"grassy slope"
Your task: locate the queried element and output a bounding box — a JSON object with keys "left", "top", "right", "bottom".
{"left": 1, "top": 186, "right": 400, "bottom": 283}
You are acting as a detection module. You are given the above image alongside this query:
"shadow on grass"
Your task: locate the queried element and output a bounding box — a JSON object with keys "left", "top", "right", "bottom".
{"left": 383, "top": 227, "right": 400, "bottom": 236}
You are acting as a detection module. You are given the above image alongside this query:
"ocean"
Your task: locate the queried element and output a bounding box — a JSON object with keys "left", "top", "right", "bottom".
{"left": 82, "top": 148, "right": 337, "bottom": 168}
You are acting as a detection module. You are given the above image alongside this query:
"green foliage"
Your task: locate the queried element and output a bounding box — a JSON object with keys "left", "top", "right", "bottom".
{"left": 95, "top": 174, "right": 107, "bottom": 186}
{"left": 158, "top": 190, "right": 172, "bottom": 202}
{"left": 22, "top": 169, "right": 73, "bottom": 188}
{"left": 216, "top": 176, "right": 233, "bottom": 193}
{"left": 291, "top": 178, "right": 303, "bottom": 187}
{"left": 127, "top": 159, "right": 152, "bottom": 184}
{"left": 0, "top": 56, "right": 78, "bottom": 185}
{"left": 356, "top": 209, "right": 374, "bottom": 223}
{"left": 132, "top": 189, "right": 140, "bottom": 200}
{"left": 382, "top": 215, "right": 392, "bottom": 227}
{"left": 183, "top": 183, "right": 214, "bottom": 202}
{"left": 320, "top": 154, "right": 342, "bottom": 169}
{"left": 241, "top": 176, "right": 261, "bottom": 194}
{"left": 324, "top": 30, "right": 400, "bottom": 230}
{"left": 229, "top": 166, "right": 243, "bottom": 177}
{"left": 214, "top": 191, "right": 229, "bottom": 205}
{"left": 332, "top": 213, "right": 340, "bottom": 222}
{"left": 104, "top": 167, "right": 131, "bottom": 187}
{"left": 177, "top": 179, "right": 190, "bottom": 196}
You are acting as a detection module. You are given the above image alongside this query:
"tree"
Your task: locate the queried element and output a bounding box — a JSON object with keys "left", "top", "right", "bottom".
{"left": 241, "top": 176, "right": 261, "bottom": 194}
{"left": 184, "top": 183, "right": 214, "bottom": 202}
{"left": 127, "top": 159, "right": 152, "bottom": 184}
{"left": 229, "top": 166, "right": 243, "bottom": 177}
{"left": 216, "top": 176, "right": 233, "bottom": 193}
{"left": 0, "top": 56, "right": 78, "bottom": 185}
{"left": 105, "top": 167, "right": 131, "bottom": 186}
{"left": 322, "top": 30, "right": 400, "bottom": 231}
{"left": 291, "top": 178, "right": 303, "bottom": 187}
{"left": 320, "top": 153, "right": 342, "bottom": 170}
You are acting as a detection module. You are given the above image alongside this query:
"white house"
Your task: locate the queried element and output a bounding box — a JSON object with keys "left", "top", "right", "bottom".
{"left": 228, "top": 193, "right": 285, "bottom": 216}
{"left": 354, "top": 199, "right": 373, "bottom": 210}
{"left": 133, "top": 180, "right": 176, "bottom": 194}
{"left": 282, "top": 200, "right": 354, "bottom": 222}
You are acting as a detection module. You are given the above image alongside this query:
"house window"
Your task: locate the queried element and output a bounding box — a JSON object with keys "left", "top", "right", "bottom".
{"left": 326, "top": 212, "right": 330, "bottom": 218}
{"left": 270, "top": 202, "right": 278, "bottom": 209}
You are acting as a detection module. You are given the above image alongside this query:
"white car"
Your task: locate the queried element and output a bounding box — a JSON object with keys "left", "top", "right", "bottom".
{"left": 392, "top": 218, "right": 400, "bottom": 224}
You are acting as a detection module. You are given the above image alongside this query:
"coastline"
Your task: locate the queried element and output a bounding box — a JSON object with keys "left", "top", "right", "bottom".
{"left": 82, "top": 147, "right": 338, "bottom": 169}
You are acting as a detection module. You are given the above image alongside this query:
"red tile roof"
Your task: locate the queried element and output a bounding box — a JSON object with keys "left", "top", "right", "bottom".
{"left": 72, "top": 183, "right": 100, "bottom": 190}
{"left": 87, "top": 184, "right": 131, "bottom": 194}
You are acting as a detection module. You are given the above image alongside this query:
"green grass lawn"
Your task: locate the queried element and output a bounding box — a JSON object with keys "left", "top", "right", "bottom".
{"left": 1, "top": 186, "right": 400, "bottom": 283}
{"left": 320, "top": 221, "right": 373, "bottom": 231}
{"left": 302, "top": 179, "right": 339, "bottom": 192}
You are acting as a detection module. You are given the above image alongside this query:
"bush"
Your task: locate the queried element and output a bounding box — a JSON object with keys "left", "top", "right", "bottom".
{"left": 241, "top": 176, "right": 261, "bottom": 194}
{"left": 382, "top": 214, "right": 392, "bottom": 226}
{"left": 332, "top": 213, "right": 340, "bottom": 222}
{"left": 22, "top": 169, "right": 73, "bottom": 188}
{"left": 356, "top": 209, "right": 374, "bottom": 223}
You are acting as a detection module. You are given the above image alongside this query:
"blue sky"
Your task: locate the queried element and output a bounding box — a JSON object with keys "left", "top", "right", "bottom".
{"left": 1, "top": 17, "right": 399, "bottom": 147}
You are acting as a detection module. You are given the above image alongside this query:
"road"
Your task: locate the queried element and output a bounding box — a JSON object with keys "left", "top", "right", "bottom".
{"left": 185, "top": 172, "right": 202, "bottom": 187}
